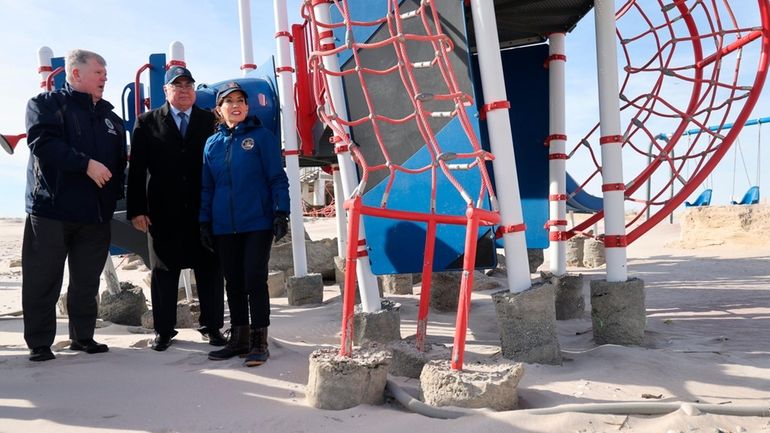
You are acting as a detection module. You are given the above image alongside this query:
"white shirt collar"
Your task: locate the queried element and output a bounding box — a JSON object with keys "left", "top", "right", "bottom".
{"left": 169, "top": 104, "right": 192, "bottom": 118}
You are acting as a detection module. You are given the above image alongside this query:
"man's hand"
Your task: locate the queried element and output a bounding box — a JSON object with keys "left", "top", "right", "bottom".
{"left": 86, "top": 159, "right": 112, "bottom": 188}
{"left": 273, "top": 211, "right": 289, "bottom": 244}
{"left": 131, "top": 215, "right": 151, "bottom": 233}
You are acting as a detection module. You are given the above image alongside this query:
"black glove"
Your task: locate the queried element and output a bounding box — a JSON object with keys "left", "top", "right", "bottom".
{"left": 200, "top": 222, "right": 215, "bottom": 253}
{"left": 273, "top": 211, "right": 289, "bottom": 243}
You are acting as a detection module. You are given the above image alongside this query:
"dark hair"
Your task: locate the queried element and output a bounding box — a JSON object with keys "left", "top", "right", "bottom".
{"left": 214, "top": 90, "right": 248, "bottom": 126}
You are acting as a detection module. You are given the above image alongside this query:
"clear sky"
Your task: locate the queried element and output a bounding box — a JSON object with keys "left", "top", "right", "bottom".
{"left": 0, "top": 1, "right": 767, "bottom": 217}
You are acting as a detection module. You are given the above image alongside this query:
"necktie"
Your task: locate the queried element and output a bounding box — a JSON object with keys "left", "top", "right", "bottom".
{"left": 178, "top": 112, "right": 188, "bottom": 137}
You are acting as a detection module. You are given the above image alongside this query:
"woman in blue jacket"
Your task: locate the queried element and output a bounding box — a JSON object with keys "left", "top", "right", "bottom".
{"left": 199, "top": 82, "right": 289, "bottom": 367}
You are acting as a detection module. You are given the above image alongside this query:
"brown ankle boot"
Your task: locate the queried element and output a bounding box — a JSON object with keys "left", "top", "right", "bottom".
{"left": 244, "top": 327, "right": 269, "bottom": 367}
{"left": 208, "top": 325, "right": 250, "bottom": 360}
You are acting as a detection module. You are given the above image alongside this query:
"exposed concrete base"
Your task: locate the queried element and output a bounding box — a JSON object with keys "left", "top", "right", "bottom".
{"left": 140, "top": 301, "right": 197, "bottom": 329}
{"left": 430, "top": 271, "right": 502, "bottom": 312}
{"left": 527, "top": 248, "right": 544, "bottom": 273}
{"left": 287, "top": 273, "right": 324, "bottom": 306}
{"left": 566, "top": 235, "right": 585, "bottom": 267}
{"left": 353, "top": 299, "right": 401, "bottom": 345}
{"left": 590, "top": 278, "right": 646, "bottom": 345}
{"left": 268, "top": 270, "right": 286, "bottom": 298}
{"left": 541, "top": 271, "right": 585, "bottom": 320}
{"left": 98, "top": 282, "right": 148, "bottom": 326}
{"left": 583, "top": 237, "right": 606, "bottom": 268}
{"left": 306, "top": 345, "right": 392, "bottom": 410}
{"left": 378, "top": 273, "right": 413, "bottom": 295}
{"left": 333, "top": 256, "right": 345, "bottom": 286}
{"left": 388, "top": 335, "right": 450, "bottom": 378}
{"left": 492, "top": 280, "right": 562, "bottom": 365}
{"left": 419, "top": 359, "right": 524, "bottom": 411}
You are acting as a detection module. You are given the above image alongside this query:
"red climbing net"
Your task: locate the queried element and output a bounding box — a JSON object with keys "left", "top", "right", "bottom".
{"left": 303, "top": 0, "right": 499, "bottom": 369}
{"left": 567, "top": 0, "right": 769, "bottom": 242}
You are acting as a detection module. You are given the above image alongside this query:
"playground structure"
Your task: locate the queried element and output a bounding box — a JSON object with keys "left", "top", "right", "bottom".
{"left": 1, "top": 0, "right": 769, "bottom": 410}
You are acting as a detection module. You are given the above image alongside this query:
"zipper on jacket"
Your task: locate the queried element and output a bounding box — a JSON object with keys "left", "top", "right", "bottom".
{"left": 225, "top": 135, "right": 237, "bottom": 233}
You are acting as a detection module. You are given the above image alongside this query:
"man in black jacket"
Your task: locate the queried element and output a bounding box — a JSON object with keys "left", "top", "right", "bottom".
{"left": 127, "top": 66, "right": 225, "bottom": 351}
{"left": 23, "top": 49, "right": 127, "bottom": 361}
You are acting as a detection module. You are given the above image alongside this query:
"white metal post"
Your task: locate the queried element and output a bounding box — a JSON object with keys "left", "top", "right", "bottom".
{"left": 37, "top": 46, "right": 53, "bottom": 89}
{"left": 238, "top": 0, "right": 256, "bottom": 75}
{"left": 313, "top": 1, "right": 380, "bottom": 312}
{"left": 274, "top": 0, "right": 309, "bottom": 277}
{"left": 168, "top": 41, "right": 185, "bottom": 65}
{"left": 594, "top": 0, "right": 627, "bottom": 282}
{"left": 548, "top": 33, "right": 567, "bottom": 276}
{"left": 469, "top": 0, "right": 531, "bottom": 293}
{"left": 331, "top": 164, "right": 347, "bottom": 257}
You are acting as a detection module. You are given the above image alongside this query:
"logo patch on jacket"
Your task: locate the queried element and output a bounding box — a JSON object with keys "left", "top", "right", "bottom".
{"left": 241, "top": 137, "right": 255, "bottom": 150}
{"left": 105, "top": 118, "right": 117, "bottom": 135}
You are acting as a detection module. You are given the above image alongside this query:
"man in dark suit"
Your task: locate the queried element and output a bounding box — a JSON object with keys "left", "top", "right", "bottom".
{"left": 127, "top": 66, "right": 226, "bottom": 351}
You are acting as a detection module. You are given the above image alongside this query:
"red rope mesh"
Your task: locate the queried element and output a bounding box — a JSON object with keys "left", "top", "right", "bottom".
{"left": 565, "top": 1, "right": 769, "bottom": 243}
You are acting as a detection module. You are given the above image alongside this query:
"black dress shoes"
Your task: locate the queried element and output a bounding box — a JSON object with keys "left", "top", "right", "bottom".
{"left": 70, "top": 339, "right": 109, "bottom": 354}
{"left": 152, "top": 330, "right": 178, "bottom": 352}
{"left": 198, "top": 327, "right": 227, "bottom": 346}
{"left": 29, "top": 346, "right": 55, "bottom": 362}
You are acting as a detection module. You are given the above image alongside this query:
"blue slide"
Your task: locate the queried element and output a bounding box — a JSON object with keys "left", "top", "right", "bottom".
{"left": 566, "top": 172, "right": 603, "bottom": 213}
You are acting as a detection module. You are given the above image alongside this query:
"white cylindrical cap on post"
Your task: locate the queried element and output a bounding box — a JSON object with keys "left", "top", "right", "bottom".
{"left": 38, "top": 46, "right": 53, "bottom": 89}
{"left": 168, "top": 41, "right": 186, "bottom": 65}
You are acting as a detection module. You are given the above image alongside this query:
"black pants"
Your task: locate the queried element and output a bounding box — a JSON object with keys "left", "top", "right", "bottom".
{"left": 216, "top": 230, "right": 273, "bottom": 328}
{"left": 150, "top": 260, "right": 224, "bottom": 337}
{"left": 22, "top": 214, "right": 111, "bottom": 349}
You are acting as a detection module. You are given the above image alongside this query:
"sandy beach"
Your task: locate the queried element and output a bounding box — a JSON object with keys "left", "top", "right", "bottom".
{"left": 1, "top": 215, "right": 769, "bottom": 433}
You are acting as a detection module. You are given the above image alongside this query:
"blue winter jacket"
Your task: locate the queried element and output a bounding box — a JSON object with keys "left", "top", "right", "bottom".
{"left": 25, "top": 83, "right": 127, "bottom": 224}
{"left": 200, "top": 116, "right": 290, "bottom": 235}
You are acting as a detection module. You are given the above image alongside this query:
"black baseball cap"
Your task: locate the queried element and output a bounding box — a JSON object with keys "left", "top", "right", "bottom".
{"left": 216, "top": 81, "right": 249, "bottom": 105}
{"left": 165, "top": 66, "right": 195, "bottom": 85}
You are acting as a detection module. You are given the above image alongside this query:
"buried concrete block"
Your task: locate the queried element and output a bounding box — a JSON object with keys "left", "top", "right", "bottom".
{"left": 388, "top": 335, "right": 451, "bottom": 378}
{"left": 541, "top": 271, "right": 585, "bottom": 320}
{"left": 98, "top": 282, "right": 148, "bottom": 326}
{"left": 430, "top": 271, "right": 502, "bottom": 312}
{"left": 306, "top": 345, "right": 392, "bottom": 410}
{"left": 420, "top": 359, "right": 524, "bottom": 411}
{"left": 268, "top": 270, "right": 287, "bottom": 298}
{"left": 287, "top": 273, "right": 324, "bottom": 306}
{"left": 566, "top": 235, "right": 585, "bottom": 267}
{"left": 140, "top": 300, "right": 197, "bottom": 329}
{"left": 492, "top": 279, "right": 562, "bottom": 365}
{"left": 353, "top": 299, "right": 401, "bottom": 345}
{"left": 583, "top": 237, "right": 606, "bottom": 268}
{"left": 378, "top": 273, "right": 413, "bottom": 295}
{"left": 590, "top": 277, "right": 646, "bottom": 345}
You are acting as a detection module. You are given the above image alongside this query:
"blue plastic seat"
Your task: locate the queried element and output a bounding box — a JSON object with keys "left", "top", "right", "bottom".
{"left": 685, "top": 189, "right": 712, "bottom": 207}
{"left": 731, "top": 186, "right": 760, "bottom": 205}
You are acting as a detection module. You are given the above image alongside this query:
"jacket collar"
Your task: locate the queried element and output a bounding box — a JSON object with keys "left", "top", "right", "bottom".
{"left": 217, "top": 115, "right": 262, "bottom": 136}
{"left": 63, "top": 82, "right": 114, "bottom": 112}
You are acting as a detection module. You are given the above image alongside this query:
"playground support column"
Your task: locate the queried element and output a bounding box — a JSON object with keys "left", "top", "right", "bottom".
{"left": 37, "top": 47, "right": 53, "bottom": 89}
{"left": 313, "top": 1, "right": 381, "bottom": 313}
{"left": 594, "top": 0, "right": 627, "bottom": 282}
{"left": 274, "top": 0, "right": 309, "bottom": 277}
{"left": 238, "top": 0, "right": 256, "bottom": 75}
{"left": 331, "top": 164, "right": 347, "bottom": 257}
{"left": 468, "top": 0, "right": 531, "bottom": 293}
{"left": 548, "top": 33, "right": 567, "bottom": 277}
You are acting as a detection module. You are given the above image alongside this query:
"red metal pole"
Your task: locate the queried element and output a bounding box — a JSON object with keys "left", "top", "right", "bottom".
{"left": 45, "top": 66, "right": 64, "bottom": 91}
{"left": 415, "top": 218, "right": 437, "bottom": 352}
{"left": 134, "top": 63, "right": 151, "bottom": 118}
{"left": 450, "top": 206, "right": 481, "bottom": 370}
{"left": 339, "top": 196, "right": 362, "bottom": 357}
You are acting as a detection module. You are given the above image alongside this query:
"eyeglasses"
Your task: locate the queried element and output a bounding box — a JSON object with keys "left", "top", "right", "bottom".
{"left": 169, "top": 82, "right": 195, "bottom": 90}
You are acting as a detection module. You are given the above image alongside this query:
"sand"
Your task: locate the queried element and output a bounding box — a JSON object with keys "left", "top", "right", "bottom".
{"left": 1, "top": 215, "right": 769, "bottom": 432}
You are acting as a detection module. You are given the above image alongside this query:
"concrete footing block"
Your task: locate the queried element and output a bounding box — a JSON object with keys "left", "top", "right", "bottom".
{"left": 388, "top": 335, "right": 450, "bottom": 378}
{"left": 492, "top": 280, "right": 562, "bottom": 365}
{"left": 590, "top": 278, "right": 646, "bottom": 345}
{"left": 268, "top": 270, "right": 287, "bottom": 298}
{"left": 306, "top": 345, "right": 392, "bottom": 410}
{"left": 98, "top": 282, "right": 148, "bottom": 326}
{"left": 419, "top": 359, "right": 524, "bottom": 411}
{"left": 566, "top": 235, "right": 585, "bottom": 267}
{"left": 541, "top": 271, "right": 585, "bottom": 320}
{"left": 378, "top": 274, "right": 413, "bottom": 295}
{"left": 333, "top": 256, "right": 345, "bottom": 286}
{"left": 353, "top": 299, "right": 401, "bottom": 345}
{"left": 287, "top": 273, "right": 324, "bottom": 306}
{"left": 583, "top": 237, "right": 606, "bottom": 268}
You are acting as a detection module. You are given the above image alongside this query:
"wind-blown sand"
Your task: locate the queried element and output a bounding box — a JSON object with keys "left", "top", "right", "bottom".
{"left": 1, "top": 216, "right": 769, "bottom": 432}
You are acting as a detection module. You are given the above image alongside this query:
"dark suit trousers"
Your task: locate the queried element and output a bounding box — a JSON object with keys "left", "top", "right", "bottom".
{"left": 22, "top": 215, "right": 111, "bottom": 349}
{"left": 150, "top": 260, "right": 224, "bottom": 336}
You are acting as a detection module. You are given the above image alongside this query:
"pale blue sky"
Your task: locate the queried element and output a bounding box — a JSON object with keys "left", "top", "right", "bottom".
{"left": 0, "top": 1, "right": 767, "bottom": 217}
